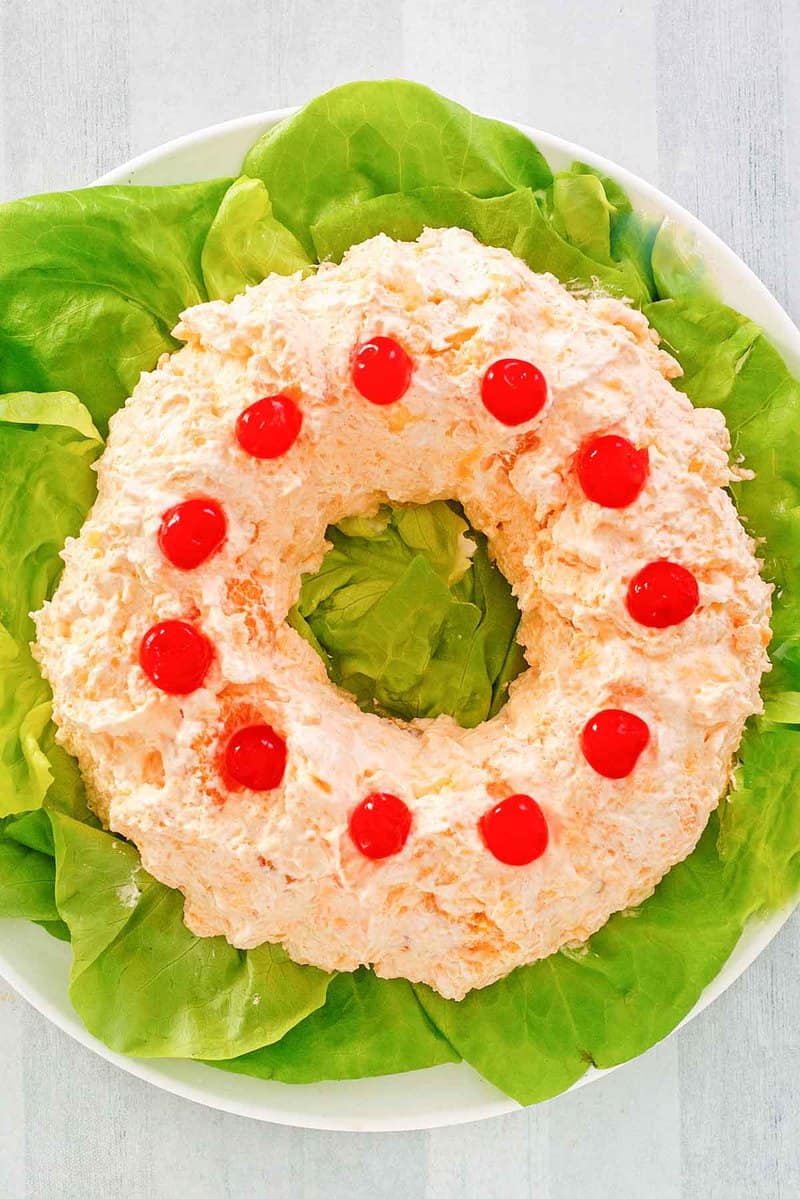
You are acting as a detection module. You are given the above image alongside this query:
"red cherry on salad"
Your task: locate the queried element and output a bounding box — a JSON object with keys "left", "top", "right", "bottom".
{"left": 581, "top": 709, "right": 650, "bottom": 779}
{"left": 224, "top": 724, "right": 287, "bottom": 791}
{"left": 139, "top": 620, "right": 213, "bottom": 695}
{"left": 479, "top": 794, "right": 549, "bottom": 866}
{"left": 349, "top": 792, "right": 412, "bottom": 859}
{"left": 481, "top": 358, "right": 548, "bottom": 426}
{"left": 352, "top": 337, "right": 412, "bottom": 405}
{"left": 158, "top": 497, "right": 227, "bottom": 570}
{"left": 236, "top": 394, "right": 302, "bottom": 459}
{"left": 626, "top": 560, "right": 699, "bottom": 628}
{"left": 577, "top": 434, "right": 649, "bottom": 508}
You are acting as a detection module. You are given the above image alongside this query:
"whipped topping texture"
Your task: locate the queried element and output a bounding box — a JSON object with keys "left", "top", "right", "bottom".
{"left": 34, "top": 228, "right": 772, "bottom": 999}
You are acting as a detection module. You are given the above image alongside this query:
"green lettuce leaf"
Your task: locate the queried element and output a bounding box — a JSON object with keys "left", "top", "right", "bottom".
{"left": 0, "top": 406, "right": 99, "bottom": 816}
{"left": 201, "top": 176, "right": 311, "bottom": 302}
{"left": 0, "top": 181, "right": 230, "bottom": 433}
{"left": 416, "top": 819, "right": 740, "bottom": 1103}
{"left": 213, "top": 968, "right": 459, "bottom": 1083}
{"left": 719, "top": 724, "right": 800, "bottom": 917}
{"left": 650, "top": 218, "right": 714, "bottom": 301}
{"left": 49, "top": 812, "right": 331, "bottom": 1059}
{"left": 4, "top": 807, "right": 55, "bottom": 856}
{"left": 243, "top": 80, "right": 553, "bottom": 256}
{"left": 0, "top": 390, "right": 101, "bottom": 441}
{"left": 547, "top": 163, "right": 659, "bottom": 299}
{"left": 0, "top": 814, "right": 60, "bottom": 922}
{"left": 291, "top": 502, "right": 526, "bottom": 727}
{"left": 0, "top": 809, "right": 68, "bottom": 937}
{"left": 763, "top": 692, "right": 800, "bottom": 723}
{"left": 549, "top": 170, "right": 616, "bottom": 263}
{"left": 312, "top": 185, "right": 652, "bottom": 303}
{"left": 0, "top": 629, "right": 53, "bottom": 816}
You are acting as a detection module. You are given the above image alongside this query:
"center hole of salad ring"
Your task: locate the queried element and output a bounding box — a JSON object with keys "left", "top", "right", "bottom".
{"left": 287, "top": 500, "right": 526, "bottom": 728}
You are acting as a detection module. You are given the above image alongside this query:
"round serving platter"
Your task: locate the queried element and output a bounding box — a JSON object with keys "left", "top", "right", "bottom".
{"left": 0, "top": 108, "right": 797, "bottom": 1131}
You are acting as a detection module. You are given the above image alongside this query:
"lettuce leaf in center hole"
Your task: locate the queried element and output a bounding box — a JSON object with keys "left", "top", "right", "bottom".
{"left": 1, "top": 79, "right": 800, "bottom": 1104}
{"left": 289, "top": 501, "right": 527, "bottom": 727}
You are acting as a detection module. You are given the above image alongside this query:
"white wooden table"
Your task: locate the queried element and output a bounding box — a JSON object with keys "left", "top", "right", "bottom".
{"left": 1, "top": 1, "right": 798, "bottom": 1194}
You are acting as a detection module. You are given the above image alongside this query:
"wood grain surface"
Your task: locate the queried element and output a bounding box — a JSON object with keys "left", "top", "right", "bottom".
{"left": 1, "top": 1, "right": 798, "bottom": 1195}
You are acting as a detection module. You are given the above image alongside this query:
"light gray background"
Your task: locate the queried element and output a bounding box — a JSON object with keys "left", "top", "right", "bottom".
{"left": 1, "top": 0, "right": 798, "bottom": 1195}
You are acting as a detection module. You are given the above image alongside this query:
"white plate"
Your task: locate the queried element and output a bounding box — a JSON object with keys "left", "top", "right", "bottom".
{"left": 1, "top": 108, "right": 798, "bottom": 1132}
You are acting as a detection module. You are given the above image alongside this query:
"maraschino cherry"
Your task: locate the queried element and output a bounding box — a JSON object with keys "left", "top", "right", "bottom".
{"left": 581, "top": 709, "right": 650, "bottom": 778}
{"left": 352, "top": 337, "right": 412, "bottom": 405}
{"left": 158, "top": 498, "right": 226, "bottom": 569}
{"left": 577, "top": 434, "right": 649, "bottom": 508}
{"left": 349, "top": 792, "right": 412, "bottom": 859}
{"left": 236, "top": 395, "right": 302, "bottom": 458}
{"left": 626, "top": 561, "right": 699, "bottom": 628}
{"left": 224, "top": 724, "right": 287, "bottom": 791}
{"left": 481, "top": 358, "right": 548, "bottom": 426}
{"left": 479, "top": 794, "right": 549, "bottom": 865}
{"left": 139, "top": 620, "right": 213, "bottom": 695}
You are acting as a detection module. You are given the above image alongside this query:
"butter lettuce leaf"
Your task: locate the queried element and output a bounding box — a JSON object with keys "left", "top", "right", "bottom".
{"left": 0, "top": 181, "right": 230, "bottom": 434}
{"left": 550, "top": 170, "right": 616, "bottom": 263}
{"left": 0, "top": 808, "right": 68, "bottom": 937}
{"left": 547, "top": 163, "right": 659, "bottom": 299}
{"left": 213, "top": 968, "right": 459, "bottom": 1083}
{"left": 49, "top": 812, "right": 331, "bottom": 1059}
{"left": 650, "top": 218, "right": 715, "bottom": 302}
{"left": 243, "top": 79, "right": 554, "bottom": 256}
{"left": 291, "top": 502, "right": 526, "bottom": 727}
{"left": 201, "top": 176, "right": 311, "bottom": 302}
{"left": 0, "top": 815, "right": 60, "bottom": 922}
{"left": 0, "top": 409, "right": 99, "bottom": 817}
{"left": 763, "top": 692, "right": 800, "bottom": 723}
{"left": 719, "top": 724, "right": 800, "bottom": 918}
{"left": 312, "top": 185, "right": 652, "bottom": 304}
{"left": 416, "top": 819, "right": 741, "bottom": 1103}
{"left": 0, "top": 390, "right": 102, "bottom": 441}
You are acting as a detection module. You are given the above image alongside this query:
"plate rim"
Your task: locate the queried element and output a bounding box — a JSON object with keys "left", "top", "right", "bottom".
{"left": 1, "top": 104, "right": 797, "bottom": 1131}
